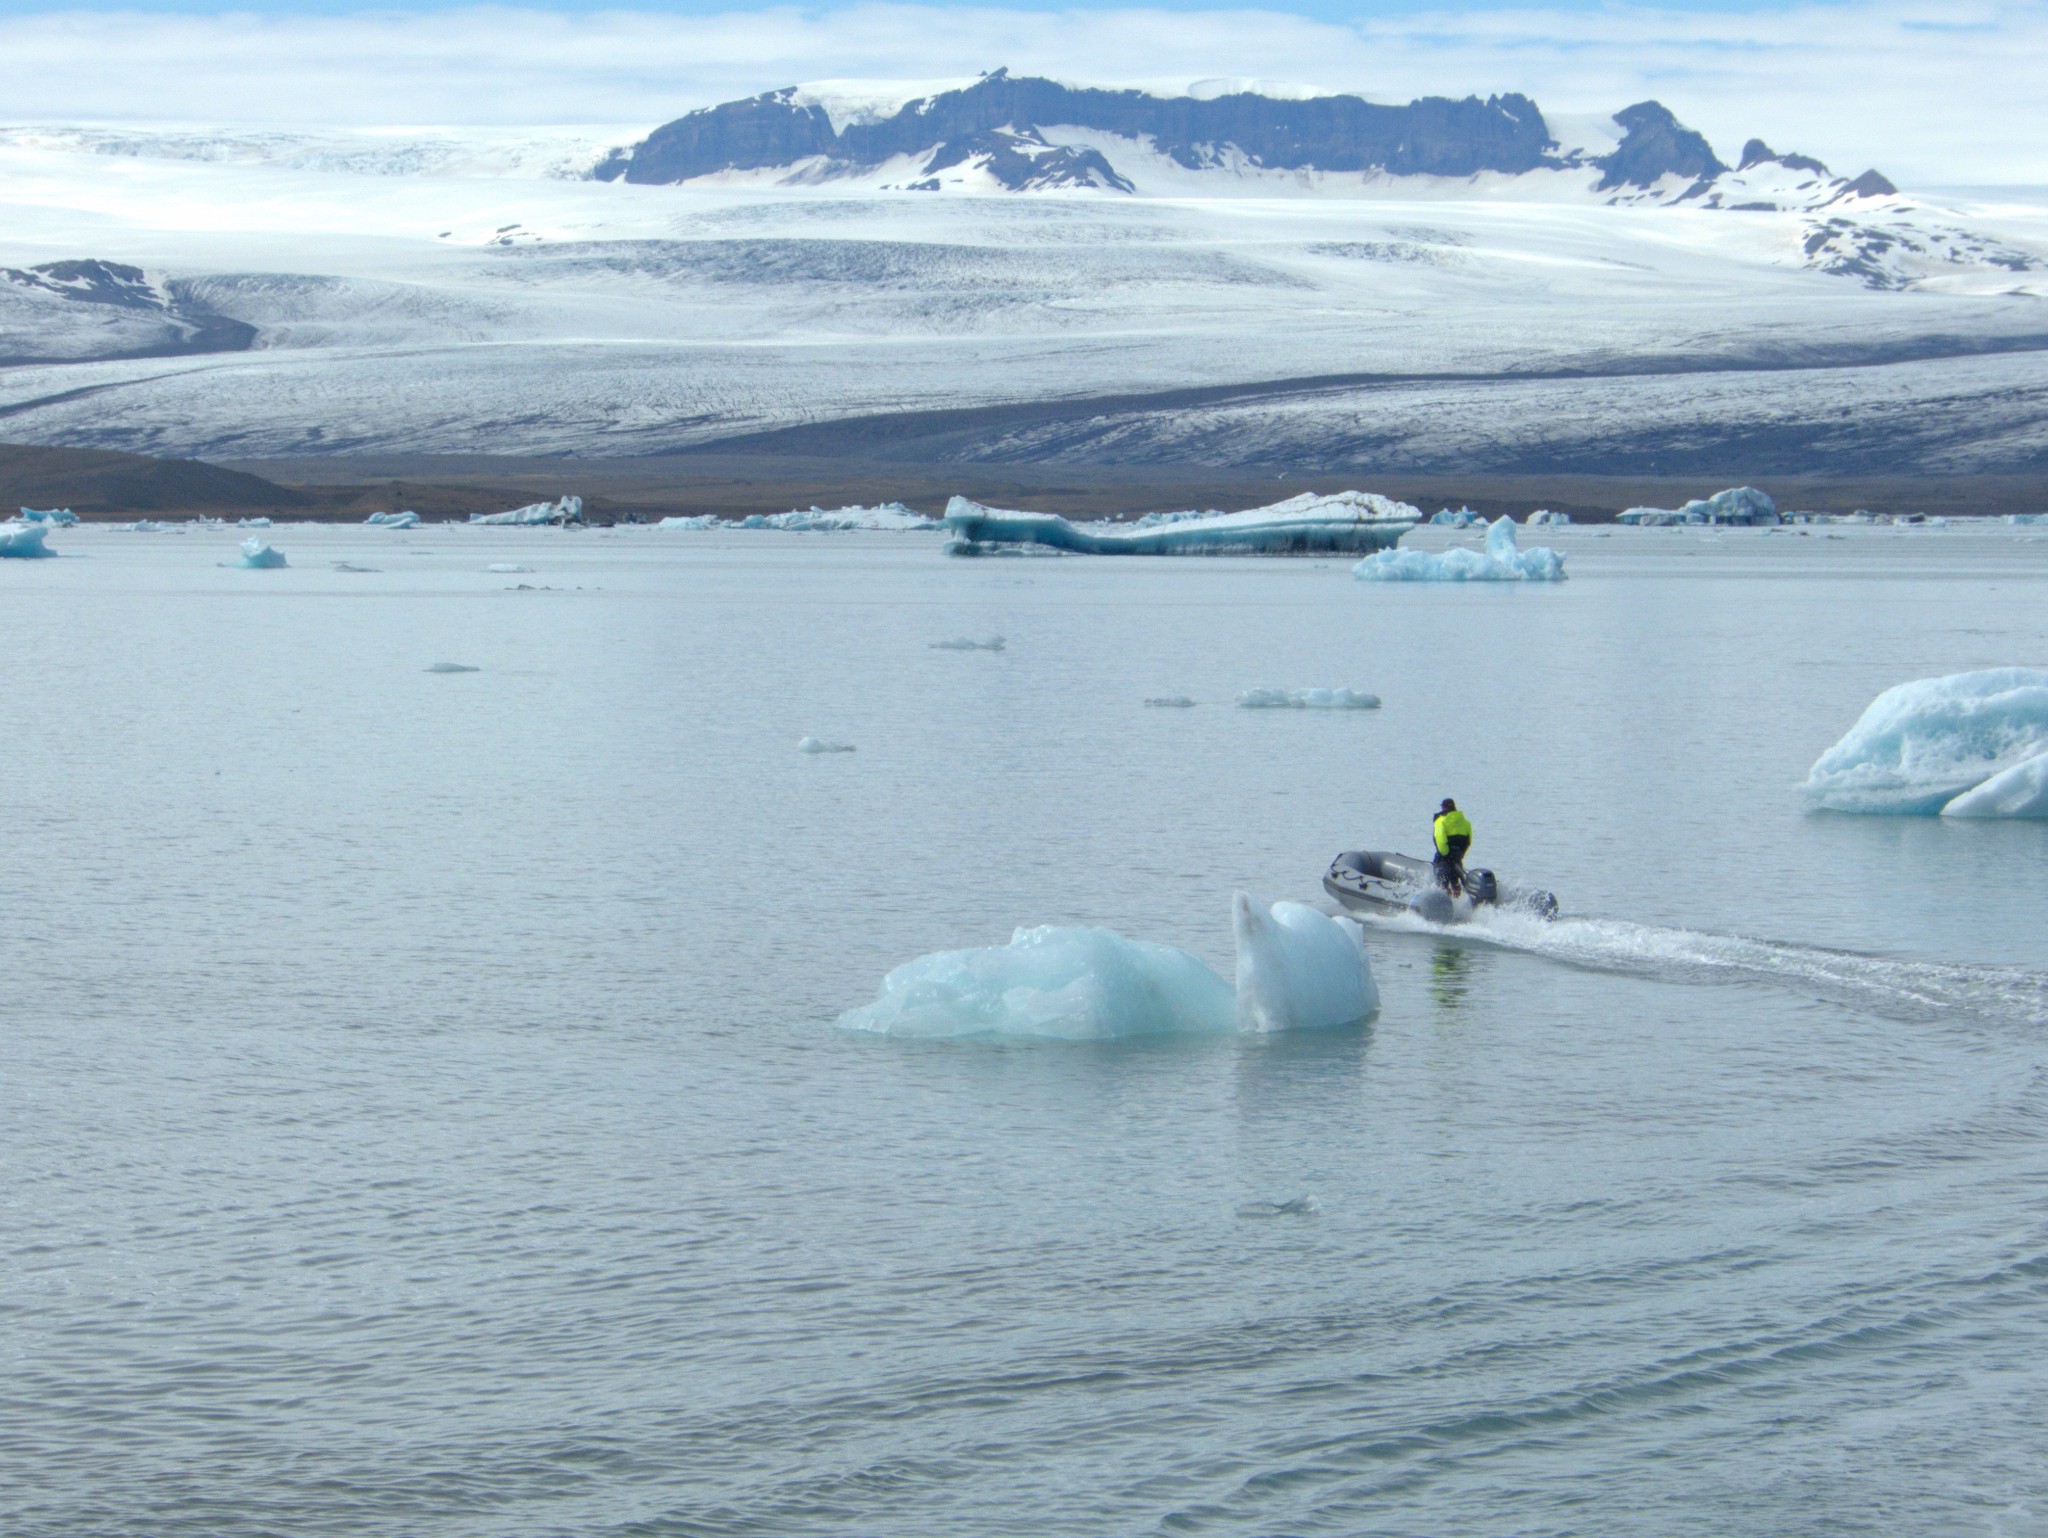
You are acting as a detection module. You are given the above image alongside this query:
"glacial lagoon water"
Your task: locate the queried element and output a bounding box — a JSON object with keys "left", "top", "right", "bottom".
{"left": 4, "top": 520, "right": 2048, "bottom": 1536}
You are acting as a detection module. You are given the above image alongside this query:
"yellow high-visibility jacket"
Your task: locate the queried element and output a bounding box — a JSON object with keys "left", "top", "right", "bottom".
{"left": 1433, "top": 808, "right": 1472, "bottom": 855}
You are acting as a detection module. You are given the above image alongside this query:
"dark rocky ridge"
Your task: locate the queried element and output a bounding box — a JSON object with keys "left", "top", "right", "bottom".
{"left": 601, "top": 70, "right": 1774, "bottom": 195}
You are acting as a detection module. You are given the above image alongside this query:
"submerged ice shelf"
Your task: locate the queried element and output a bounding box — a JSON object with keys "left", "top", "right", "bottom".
{"left": 837, "top": 896, "right": 1378, "bottom": 1040}
{"left": 1806, "top": 668, "right": 2048, "bottom": 817}
{"left": 943, "top": 492, "right": 1418, "bottom": 556}
{"left": 1353, "top": 515, "right": 1565, "bottom": 582}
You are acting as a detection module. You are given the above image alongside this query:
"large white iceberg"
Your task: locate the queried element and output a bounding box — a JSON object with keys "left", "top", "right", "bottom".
{"left": 838, "top": 896, "right": 1378, "bottom": 1040}
{"left": 943, "top": 491, "right": 1418, "bottom": 556}
{"left": 1805, "top": 668, "right": 2048, "bottom": 816}
{"left": 1233, "top": 894, "right": 1379, "bottom": 1033}
{"left": 653, "top": 504, "right": 937, "bottom": 531}
{"left": 0, "top": 520, "right": 57, "bottom": 558}
{"left": 471, "top": 495, "right": 582, "bottom": 526}
{"left": 1353, "top": 515, "right": 1565, "bottom": 582}
{"left": 1238, "top": 687, "right": 1380, "bottom": 709}
{"left": 236, "top": 538, "right": 287, "bottom": 568}
{"left": 838, "top": 924, "right": 1236, "bottom": 1039}
{"left": 1618, "top": 486, "right": 1779, "bottom": 526}
{"left": 365, "top": 510, "right": 420, "bottom": 528}
{"left": 19, "top": 506, "right": 77, "bottom": 525}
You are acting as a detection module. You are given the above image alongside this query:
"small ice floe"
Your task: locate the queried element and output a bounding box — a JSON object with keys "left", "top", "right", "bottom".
{"left": 0, "top": 520, "right": 57, "bottom": 559}
{"left": 1527, "top": 509, "right": 1572, "bottom": 526}
{"left": 1429, "top": 507, "right": 1482, "bottom": 528}
{"left": 426, "top": 662, "right": 480, "bottom": 673}
{"left": 19, "top": 506, "right": 77, "bottom": 525}
{"left": 470, "top": 496, "right": 582, "bottom": 526}
{"left": 236, "top": 516, "right": 273, "bottom": 528}
{"left": 115, "top": 519, "right": 171, "bottom": 533}
{"left": 1238, "top": 687, "right": 1380, "bottom": 710}
{"left": 1353, "top": 516, "right": 1565, "bottom": 582}
{"left": 1806, "top": 668, "right": 2048, "bottom": 817}
{"left": 365, "top": 511, "right": 420, "bottom": 528}
{"left": 836, "top": 894, "right": 1378, "bottom": 1041}
{"left": 486, "top": 563, "right": 534, "bottom": 573}
{"left": 1617, "top": 486, "right": 1779, "bottom": 526}
{"left": 798, "top": 736, "right": 856, "bottom": 753}
{"left": 1145, "top": 696, "right": 1197, "bottom": 708}
{"left": 236, "top": 538, "right": 287, "bottom": 569}
{"left": 1236, "top": 1196, "right": 1321, "bottom": 1219}
{"left": 331, "top": 562, "right": 380, "bottom": 573}
{"left": 930, "top": 636, "right": 1005, "bottom": 651}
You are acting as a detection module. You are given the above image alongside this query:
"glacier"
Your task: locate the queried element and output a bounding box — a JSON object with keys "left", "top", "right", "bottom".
{"left": 1238, "top": 688, "right": 1381, "bottom": 709}
{"left": 1618, "top": 487, "right": 1779, "bottom": 526}
{"left": 19, "top": 506, "right": 77, "bottom": 525}
{"left": 471, "top": 496, "right": 582, "bottom": 526}
{"left": 236, "top": 538, "right": 287, "bottom": 568}
{"left": 0, "top": 520, "right": 57, "bottom": 558}
{"left": 1233, "top": 894, "right": 1380, "bottom": 1033}
{"left": 838, "top": 896, "right": 1378, "bottom": 1040}
{"left": 1353, "top": 515, "right": 1566, "bottom": 582}
{"left": 1805, "top": 668, "right": 2048, "bottom": 815}
{"left": 942, "top": 492, "right": 1418, "bottom": 556}
{"left": 365, "top": 510, "right": 420, "bottom": 528}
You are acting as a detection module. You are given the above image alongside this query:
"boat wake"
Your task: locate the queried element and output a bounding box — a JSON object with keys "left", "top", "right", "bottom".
{"left": 1355, "top": 906, "right": 2048, "bottom": 1029}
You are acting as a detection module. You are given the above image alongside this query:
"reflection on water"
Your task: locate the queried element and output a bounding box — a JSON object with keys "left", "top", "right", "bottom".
{"left": 1430, "top": 943, "right": 1474, "bottom": 1012}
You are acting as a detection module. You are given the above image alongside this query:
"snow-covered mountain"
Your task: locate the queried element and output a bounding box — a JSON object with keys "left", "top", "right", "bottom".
{"left": 1, "top": 74, "right": 2045, "bottom": 470}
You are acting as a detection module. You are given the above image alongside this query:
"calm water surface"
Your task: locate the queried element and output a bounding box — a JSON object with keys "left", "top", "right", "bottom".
{"left": 4, "top": 522, "right": 2048, "bottom": 1536}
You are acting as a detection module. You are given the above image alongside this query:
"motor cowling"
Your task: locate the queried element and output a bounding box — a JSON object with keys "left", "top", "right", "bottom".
{"left": 1464, "top": 868, "right": 1499, "bottom": 904}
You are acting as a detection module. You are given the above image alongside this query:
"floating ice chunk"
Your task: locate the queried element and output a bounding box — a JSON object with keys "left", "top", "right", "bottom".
{"left": 1232, "top": 894, "right": 1379, "bottom": 1032}
{"left": 798, "top": 736, "right": 855, "bottom": 753}
{"left": 365, "top": 510, "right": 420, "bottom": 528}
{"left": 237, "top": 538, "right": 287, "bottom": 568}
{"left": 1353, "top": 515, "right": 1565, "bottom": 582}
{"left": 655, "top": 514, "right": 719, "bottom": 529}
{"left": 1527, "top": 509, "right": 1572, "bottom": 525}
{"left": 236, "top": 516, "right": 273, "bottom": 528}
{"left": 1618, "top": 487, "right": 1778, "bottom": 526}
{"left": 427, "top": 662, "right": 480, "bottom": 673}
{"left": 332, "top": 562, "right": 379, "bottom": 573}
{"left": 1238, "top": 687, "right": 1380, "bottom": 709}
{"left": 1145, "top": 696, "right": 1197, "bottom": 708}
{"left": 114, "top": 519, "right": 171, "bottom": 532}
{"left": 930, "top": 636, "right": 1004, "bottom": 651}
{"left": 1430, "top": 507, "right": 1482, "bottom": 528}
{"left": 1236, "top": 1196, "right": 1321, "bottom": 1218}
{"left": 1805, "top": 668, "right": 2048, "bottom": 814}
{"left": 486, "top": 563, "right": 533, "bottom": 573}
{"left": 2003, "top": 513, "right": 2048, "bottom": 526}
{"left": 745, "top": 503, "right": 937, "bottom": 532}
{"left": 471, "top": 495, "right": 582, "bottom": 526}
{"left": 944, "top": 491, "right": 1418, "bottom": 556}
{"left": 1941, "top": 751, "right": 2048, "bottom": 818}
{"left": 0, "top": 520, "right": 56, "bottom": 558}
{"left": 837, "top": 924, "right": 1236, "bottom": 1039}
{"left": 19, "top": 506, "right": 77, "bottom": 525}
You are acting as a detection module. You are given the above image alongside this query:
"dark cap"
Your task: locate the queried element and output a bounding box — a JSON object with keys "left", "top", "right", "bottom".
{"left": 1440, "top": 798, "right": 1456, "bottom": 811}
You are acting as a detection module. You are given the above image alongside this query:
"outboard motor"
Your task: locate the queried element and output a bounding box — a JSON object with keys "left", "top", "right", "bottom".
{"left": 1464, "top": 868, "right": 1499, "bottom": 905}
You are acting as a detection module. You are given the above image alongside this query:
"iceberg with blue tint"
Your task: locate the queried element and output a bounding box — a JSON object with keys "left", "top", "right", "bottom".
{"left": 237, "top": 517, "right": 273, "bottom": 528}
{"left": 1233, "top": 894, "right": 1379, "bottom": 1032}
{"left": 1353, "top": 515, "right": 1565, "bottom": 582}
{"left": 1527, "top": 509, "right": 1572, "bottom": 525}
{"left": 943, "top": 491, "right": 1418, "bottom": 556}
{"left": 1238, "top": 687, "right": 1380, "bottom": 709}
{"left": 654, "top": 505, "right": 936, "bottom": 531}
{"left": 471, "top": 496, "right": 582, "bottom": 526}
{"left": 1805, "top": 668, "right": 2048, "bottom": 815}
{"left": 838, "top": 924, "right": 1236, "bottom": 1039}
{"left": 1618, "top": 486, "right": 1779, "bottom": 526}
{"left": 19, "top": 506, "right": 77, "bottom": 525}
{"left": 1, "top": 520, "right": 57, "bottom": 558}
{"left": 237, "top": 538, "right": 287, "bottom": 568}
{"left": 366, "top": 510, "right": 420, "bottom": 528}
{"left": 1429, "top": 507, "right": 1482, "bottom": 528}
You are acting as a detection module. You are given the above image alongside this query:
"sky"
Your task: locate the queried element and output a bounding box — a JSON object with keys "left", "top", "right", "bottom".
{"left": 0, "top": 0, "right": 2043, "bottom": 183}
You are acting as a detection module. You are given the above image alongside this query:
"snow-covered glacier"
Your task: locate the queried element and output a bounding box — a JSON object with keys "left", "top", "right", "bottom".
{"left": 1353, "top": 515, "right": 1565, "bottom": 581}
{"left": 838, "top": 896, "right": 1380, "bottom": 1039}
{"left": 943, "top": 492, "right": 1418, "bottom": 556}
{"left": 1805, "top": 668, "right": 2048, "bottom": 816}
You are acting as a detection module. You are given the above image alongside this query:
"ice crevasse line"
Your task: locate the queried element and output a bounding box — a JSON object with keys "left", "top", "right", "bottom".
{"left": 836, "top": 895, "right": 1378, "bottom": 1040}
{"left": 1805, "top": 668, "right": 2048, "bottom": 817}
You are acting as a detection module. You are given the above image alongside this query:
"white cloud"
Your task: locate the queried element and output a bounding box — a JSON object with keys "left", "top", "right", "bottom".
{"left": 0, "top": 0, "right": 2042, "bottom": 182}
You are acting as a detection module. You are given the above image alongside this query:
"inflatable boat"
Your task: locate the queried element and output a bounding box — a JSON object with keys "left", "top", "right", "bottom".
{"left": 1323, "top": 850, "right": 1559, "bottom": 924}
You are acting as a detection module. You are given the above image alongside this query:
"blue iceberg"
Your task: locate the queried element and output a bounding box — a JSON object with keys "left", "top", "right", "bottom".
{"left": 19, "top": 506, "right": 77, "bottom": 525}
{"left": 1429, "top": 507, "right": 1483, "bottom": 528}
{"left": 1233, "top": 894, "right": 1379, "bottom": 1033}
{"left": 1353, "top": 515, "right": 1565, "bottom": 582}
{"left": 1618, "top": 486, "right": 1779, "bottom": 526}
{"left": 236, "top": 538, "right": 287, "bottom": 569}
{"left": 1805, "top": 668, "right": 2048, "bottom": 816}
{"left": 366, "top": 510, "right": 420, "bottom": 528}
{"left": 943, "top": 491, "right": 1418, "bottom": 556}
{"left": 471, "top": 496, "right": 582, "bottom": 526}
{"left": 1, "top": 520, "right": 57, "bottom": 558}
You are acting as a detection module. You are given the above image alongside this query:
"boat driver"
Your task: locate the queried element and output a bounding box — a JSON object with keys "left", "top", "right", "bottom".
{"left": 1432, "top": 798, "right": 1473, "bottom": 895}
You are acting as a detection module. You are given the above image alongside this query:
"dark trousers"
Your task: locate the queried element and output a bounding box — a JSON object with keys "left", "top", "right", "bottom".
{"left": 1433, "top": 835, "right": 1471, "bottom": 893}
